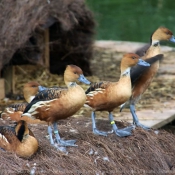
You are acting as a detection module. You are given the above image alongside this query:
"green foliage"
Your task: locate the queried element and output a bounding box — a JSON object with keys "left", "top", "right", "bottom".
{"left": 86, "top": 0, "right": 175, "bottom": 43}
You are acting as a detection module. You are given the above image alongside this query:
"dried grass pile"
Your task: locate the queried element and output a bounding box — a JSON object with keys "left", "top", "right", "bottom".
{"left": 5, "top": 65, "right": 99, "bottom": 96}
{"left": 0, "top": 117, "right": 175, "bottom": 175}
{"left": 0, "top": 0, "right": 95, "bottom": 75}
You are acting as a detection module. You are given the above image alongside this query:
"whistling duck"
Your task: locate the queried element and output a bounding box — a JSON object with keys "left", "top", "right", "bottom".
{"left": 0, "top": 120, "right": 38, "bottom": 158}
{"left": 22, "top": 65, "right": 90, "bottom": 146}
{"left": 1, "top": 81, "right": 46, "bottom": 122}
{"left": 84, "top": 53, "right": 150, "bottom": 137}
{"left": 120, "top": 27, "right": 175, "bottom": 130}
{"left": 23, "top": 81, "right": 47, "bottom": 103}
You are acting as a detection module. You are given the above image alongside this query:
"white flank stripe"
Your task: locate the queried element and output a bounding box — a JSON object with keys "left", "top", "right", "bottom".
{"left": 0, "top": 133, "right": 9, "bottom": 143}
{"left": 87, "top": 94, "right": 94, "bottom": 97}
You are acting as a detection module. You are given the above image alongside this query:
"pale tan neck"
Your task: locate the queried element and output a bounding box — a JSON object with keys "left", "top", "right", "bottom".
{"left": 120, "top": 67, "right": 131, "bottom": 78}
{"left": 144, "top": 44, "right": 161, "bottom": 60}
{"left": 65, "top": 81, "right": 77, "bottom": 88}
{"left": 24, "top": 94, "right": 35, "bottom": 103}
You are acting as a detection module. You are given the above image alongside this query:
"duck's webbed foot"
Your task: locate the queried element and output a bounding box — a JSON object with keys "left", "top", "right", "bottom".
{"left": 134, "top": 121, "right": 150, "bottom": 130}
{"left": 113, "top": 126, "right": 135, "bottom": 137}
{"left": 130, "top": 104, "right": 150, "bottom": 130}
{"left": 109, "top": 112, "right": 134, "bottom": 137}
{"left": 93, "top": 128, "right": 108, "bottom": 136}
{"left": 56, "top": 138, "right": 77, "bottom": 147}
{"left": 53, "top": 123, "right": 77, "bottom": 147}
{"left": 91, "top": 112, "right": 108, "bottom": 136}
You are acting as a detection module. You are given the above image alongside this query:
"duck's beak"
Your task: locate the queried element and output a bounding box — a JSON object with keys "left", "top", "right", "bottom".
{"left": 138, "top": 59, "right": 150, "bottom": 67}
{"left": 78, "top": 74, "right": 91, "bottom": 85}
{"left": 169, "top": 35, "right": 175, "bottom": 43}
{"left": 38, "top": 86, "right": 47, "bottom": 92}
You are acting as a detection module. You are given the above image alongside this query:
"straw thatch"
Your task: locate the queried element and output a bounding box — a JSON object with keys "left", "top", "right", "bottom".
{"left": 0, "top": 0, "right": 95, "bottom": 75}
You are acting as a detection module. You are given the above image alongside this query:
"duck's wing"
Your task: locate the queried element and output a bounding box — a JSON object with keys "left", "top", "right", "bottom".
{"left": 86, "top": 81, "right": 110, "bottom": 94}
{"left": 9, "top": 103, "right": 28, "bottom": 112}
{"left": 0, "top": 126, "right": 15, "bottom": 144}
{"left": 135, "top": 43, "right": 150, "bottom": 57}
{"left": 131, "top": 54, "right": 164, "bottom": 86}
{"left": 23, "top": 87, "right": 67, "bottom": 113}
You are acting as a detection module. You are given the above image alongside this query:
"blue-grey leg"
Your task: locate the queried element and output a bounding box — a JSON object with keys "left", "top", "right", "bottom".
{"left": 130, "top": 104, "right": 150, "bottom": 130}
{"left": 109, "top": 112, "right": 134, "bottom": 137}
{"left": 91, "top": 111, "right": 108, "bottom": 136}
{"left": 48, "top": 125, "right": 54, "bottom": 145}
{"left": 53, "top": 122, "right": 77, "bottom": 146}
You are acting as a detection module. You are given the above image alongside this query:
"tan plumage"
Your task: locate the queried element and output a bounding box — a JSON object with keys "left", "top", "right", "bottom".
{"left": 1, "top": 82, "right": 46, "bottom": 123}
{"left": 85, "top": 54, "right": 143, "bottom": 111}
{"left": 127, "top": 27, "right": 175, "bottom": 129}
{"left": 132, "top": 27, "right": 173, "bottom": 100}
{"left": 85, "top": 53, "right": 150, "bottom": 137}
{"left": 23, "top": 65, "right": 90, "bottom": 146}
{"left": 0, "top": 120, "right": 38, "bottom": 158}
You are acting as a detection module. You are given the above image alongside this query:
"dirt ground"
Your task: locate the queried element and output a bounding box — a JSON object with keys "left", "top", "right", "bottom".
{"left": 1, "top": 117, "right": 175, "bottom": 175}
{"left": 1, "top": 42, "right": 175, "bottom": 174}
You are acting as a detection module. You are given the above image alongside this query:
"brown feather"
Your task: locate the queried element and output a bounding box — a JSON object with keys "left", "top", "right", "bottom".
{"left": 0, "top": 120, "right": 38, "bottom": 158}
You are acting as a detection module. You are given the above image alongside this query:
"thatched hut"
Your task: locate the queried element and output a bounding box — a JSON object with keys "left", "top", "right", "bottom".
{"left": 0, "top": 0, "right": 95, "bottom": 76}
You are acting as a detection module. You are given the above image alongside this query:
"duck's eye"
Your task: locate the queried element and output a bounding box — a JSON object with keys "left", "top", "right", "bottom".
{"left": 166, "top": 32, "right": 171, "bottom": 35}
{"left": 32, "top": 85, "right": 36, "bottom": 87}
{"left": 74, "top": 72, "right": 77, "bottom": 74}
{"left": 132, "top": 57, "right": 135, "bottom": 59}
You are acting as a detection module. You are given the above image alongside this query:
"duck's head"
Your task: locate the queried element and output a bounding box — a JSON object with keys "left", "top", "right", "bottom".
{"left": 64, "top": 65, "right": 91, "bottom": 86}
{"left": 151, "top": 27, "right": 175, "bottom": 44}
{"left": 23, "top": 81, "right": 47, "bottom": 103}
{"left": 15, "top": 120, "right": 29, "bottom": 142}
{"left": 121, "top": 53, "right": 150, "bottom": 73}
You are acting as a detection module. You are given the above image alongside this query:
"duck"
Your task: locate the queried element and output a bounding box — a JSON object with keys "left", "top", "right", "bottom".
{"left": 84, "top": 53, "right": 150, "bottom": 137}
{"left": 1, "top": 81, "right": 46, "bottom": 122}
{"left": 120, "top": 27, "right": 175, "bottom": 130}
{"left": 0, "top": 120, "right": 38, "bottom": 158}
{"left": 22, "top": 65, "right": 90, "bottom": 146}
{"left": 23, "top": 81, "right": 47, "bottom": 103}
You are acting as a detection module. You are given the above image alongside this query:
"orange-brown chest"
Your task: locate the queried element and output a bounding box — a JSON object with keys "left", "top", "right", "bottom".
{"left": 34, "top": 86, "right": 86, "bottom": 122}
{"left": 87, "top": 77, "right": 131, "bottom": 111}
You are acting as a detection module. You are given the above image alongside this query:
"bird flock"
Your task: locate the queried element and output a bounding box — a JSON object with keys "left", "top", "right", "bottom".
{"left": 0, "top": 26, "right": 174, "bottom": 158}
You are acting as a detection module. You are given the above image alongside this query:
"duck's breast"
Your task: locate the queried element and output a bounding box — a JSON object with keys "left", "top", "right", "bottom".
{"left": 16, "top": 136, "right": 38, "bottom": 158}
{"left": 29, "top": 86, "right": 86, "bottom": 122}
{"left": 109, "top": 77, "right": 132, "bottom": 105}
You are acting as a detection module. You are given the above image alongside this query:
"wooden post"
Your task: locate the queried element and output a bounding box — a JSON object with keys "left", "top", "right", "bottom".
{"left": 12, "top": 66, "right": 16, "bottom": 94}
{"left": 0, "top": 78, "right": 5, "bottom": 99}
{"left": 44, "top": 28, "right": 50, "bottom": 69}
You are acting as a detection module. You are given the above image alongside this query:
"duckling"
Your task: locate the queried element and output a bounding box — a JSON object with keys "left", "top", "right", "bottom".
{"left": 121, "top": 27, "right": 175, "bottom": 130}
{"left": 1, "top": 81, "right": 46, "bottom": 122}
{"left": 22, "top": 65, "right": 90, "bottom": 146}
{"left": 0, "top": 120, "right": 38, "bottom": 158}
{"left": 85, "top": 53, "right": 150, "bottom": 137}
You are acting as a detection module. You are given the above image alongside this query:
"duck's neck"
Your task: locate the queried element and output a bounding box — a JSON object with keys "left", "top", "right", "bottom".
{"left": 145, "top": 39, "right": 160, "bottom": 59}
{"left": 151, "top": 40, "right": 160, "bottom": 47}
{"left": 65, "top": 81, "right": 77, "bottom": 88}
{"left": 120, "top": 67, "right": 131, "bottom": 78}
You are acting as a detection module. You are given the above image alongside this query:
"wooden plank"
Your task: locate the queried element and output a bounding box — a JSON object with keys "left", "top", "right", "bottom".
{"left": 0, "top": 78, "right": 5, "bottom": 99}
{"left": 114, "top": 106, "right": 175, "bottom": 129}
{"left": 44, "top": 28, "right": 50, "bottom": 69}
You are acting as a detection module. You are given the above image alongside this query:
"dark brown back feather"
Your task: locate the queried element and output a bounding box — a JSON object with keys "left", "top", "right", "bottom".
{"left": 23, "top": 87, "right": 67, "bottom": 113}
{"left": 9, "top": 103, "right": 28, "bottom": 112}
{"left": 0, "top": 126, "right": 15, "bottom": 144}
{"left": 86, "top": 82, "right": 109, "bottom": 94}
{"left": 131, "top": 54, "right": 164, "bottom": 86}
